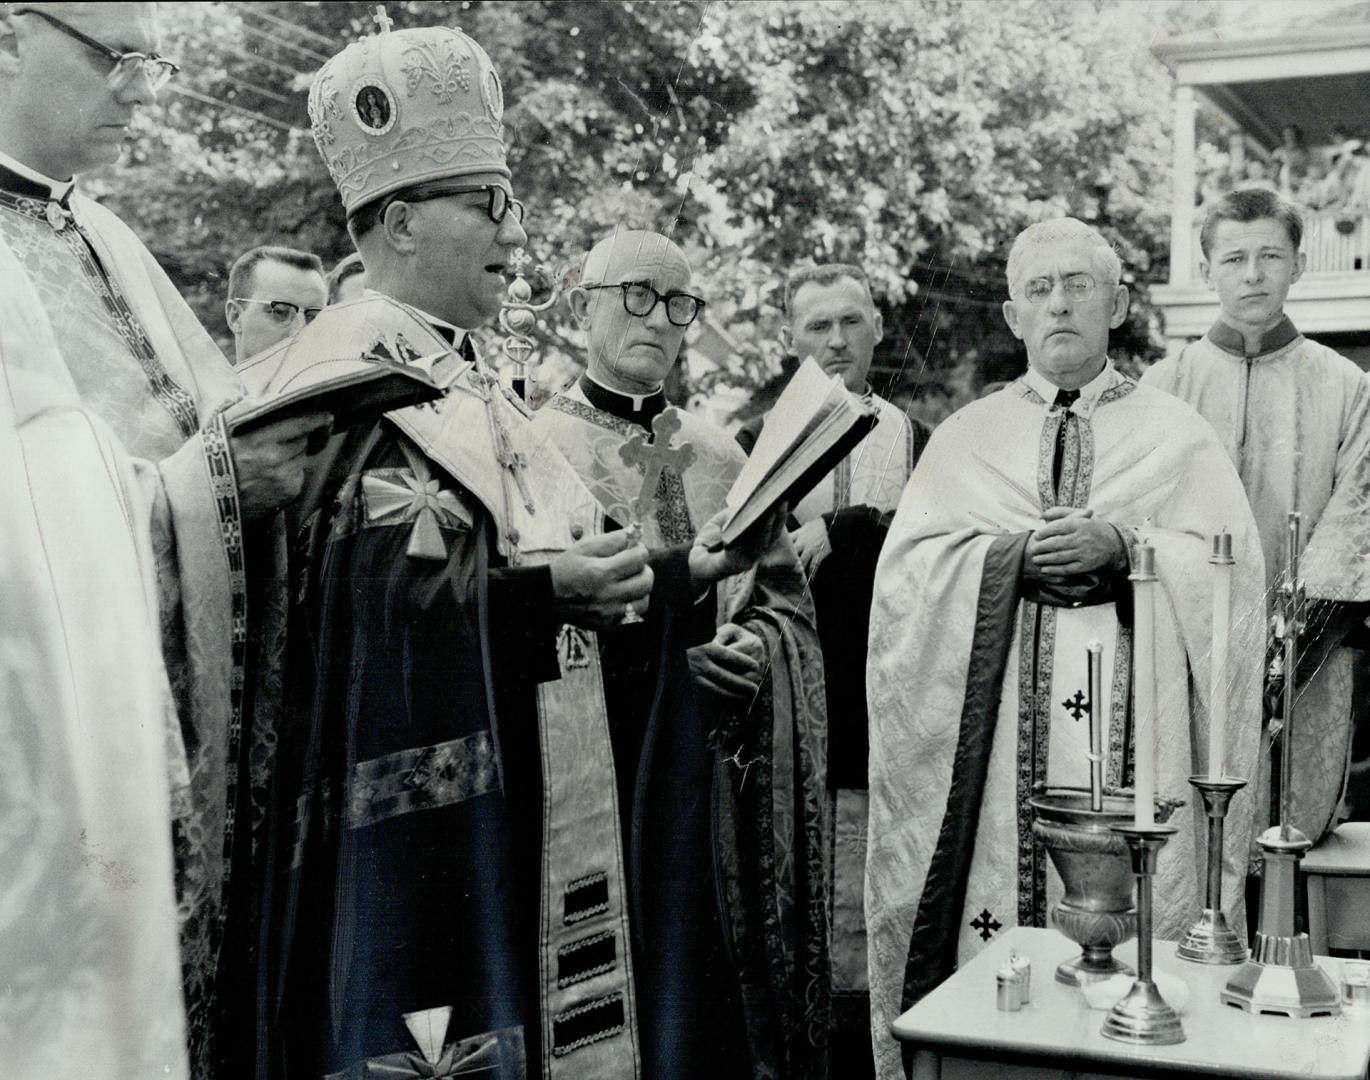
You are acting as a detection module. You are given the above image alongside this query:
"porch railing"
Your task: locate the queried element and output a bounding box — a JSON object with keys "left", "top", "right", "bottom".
{"left": 1190, "top": 211, "right": 1370, "bottom": 279}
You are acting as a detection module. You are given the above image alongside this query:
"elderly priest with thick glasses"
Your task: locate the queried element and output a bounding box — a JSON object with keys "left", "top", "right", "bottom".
{"left": 0, "top": 5, "right": 330, "bottom": 1074}
{"left": 864, "top": 218, "right": 1266, "bottom": 1078}
{"left": 529, "top": 227, "right": 831, "bottom": 1080}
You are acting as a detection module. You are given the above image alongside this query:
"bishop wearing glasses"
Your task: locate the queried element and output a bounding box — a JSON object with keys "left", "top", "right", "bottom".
{"left": 238, "top": 22, "right": 789, "bottom": 1080}
{"left": 530, "top": 228, "right": 832, "bottom": 1080}
{"left": 864, "top": 219, "right": 1266, "bottom": 1078}
{"left": 0, "top": 5, "right": 329, "bottom": 1076}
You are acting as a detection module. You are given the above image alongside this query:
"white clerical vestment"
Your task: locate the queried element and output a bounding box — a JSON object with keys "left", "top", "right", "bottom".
{"left": 865, "top": 361, "right": 1265, "bottom": 1079}
{"left": 1143, "top": 320, "right": 1370, "bottom": 842}
{"left": 1, "top": 242, "right": 188, "bottom": 1080}
{"left": 0, "top": 150, "right": 245, "bottom": 1069}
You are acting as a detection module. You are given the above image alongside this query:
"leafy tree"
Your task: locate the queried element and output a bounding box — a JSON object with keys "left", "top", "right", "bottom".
{"left": 96, "top": 0, "right": 1201, "bottom": 422}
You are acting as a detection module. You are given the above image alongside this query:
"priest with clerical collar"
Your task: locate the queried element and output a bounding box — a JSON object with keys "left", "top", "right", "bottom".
{"left": 1143, "top": 188, "right": 1370, "bottom": 841}
{"left": 531, "top": 228, "right": 832, "bottom": 1080}
{"left": 867, "top": 218, "right": 1265, "bottom": 1080}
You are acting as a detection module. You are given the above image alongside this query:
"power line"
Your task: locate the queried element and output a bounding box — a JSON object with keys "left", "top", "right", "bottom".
{"left": 228, "top": 2, "right": 338, "bottom": 49}
{"left": 167, "top": 83, "right": 304, "bottom": 134}
{"left": 220, "top": 71, "right": 298, "bottom": 108}
{"left": 237, "top": 18, "right": 331, "bottom": 64}
{"left": 224, "top": 43, "right": 309, "bottom": 82}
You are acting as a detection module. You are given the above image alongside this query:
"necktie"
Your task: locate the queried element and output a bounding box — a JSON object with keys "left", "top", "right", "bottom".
{"left": 1052, "top": 388, "right": 1080, "bottom": 500}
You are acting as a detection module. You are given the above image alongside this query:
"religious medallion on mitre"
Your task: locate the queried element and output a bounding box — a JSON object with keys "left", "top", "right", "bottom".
{"left": 307, "top": 8, "right": 510, "bottom": 218}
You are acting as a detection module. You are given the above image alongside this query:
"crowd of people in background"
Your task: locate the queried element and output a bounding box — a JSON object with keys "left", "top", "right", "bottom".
{"left": 1201, "top": 123, "right": 1370, "bottom": 221}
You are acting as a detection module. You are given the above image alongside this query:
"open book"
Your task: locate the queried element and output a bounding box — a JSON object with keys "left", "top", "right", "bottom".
{"left": 230, "top": 295, "right": 454, "bottom": 435}
{"left": 720, "top": 357, "right": 880, "bottom": 543}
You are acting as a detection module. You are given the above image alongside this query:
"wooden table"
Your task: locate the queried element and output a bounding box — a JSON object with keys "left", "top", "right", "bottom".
{"left": 891, "top": 927, "right": 1370, "bottom": 1079}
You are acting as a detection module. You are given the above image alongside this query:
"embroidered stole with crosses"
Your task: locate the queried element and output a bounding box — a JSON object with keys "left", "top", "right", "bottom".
{"left": 391, "top": 366, "right": 645, "bottom": 1080}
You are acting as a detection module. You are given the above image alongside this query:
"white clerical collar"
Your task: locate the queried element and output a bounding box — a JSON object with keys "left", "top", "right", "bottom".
{"left": 0, "top": 148, "right": 75, "bottom": 202}
{"left": 584, "top": 370, "right": 663, "bottom": 410}
{"left": 1022, "top": 356, "right": 1116, "bottom": 408}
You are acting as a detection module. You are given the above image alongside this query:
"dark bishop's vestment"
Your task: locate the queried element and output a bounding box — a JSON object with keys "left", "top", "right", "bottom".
{"left": 237, "top": 300, "right": 822, "bottom": 1080}
{"left": 532, "top": 376, "right": 832, "bottom": 1080}
{"left": 239, "top": 296, "right": 718, "bottom": 1080}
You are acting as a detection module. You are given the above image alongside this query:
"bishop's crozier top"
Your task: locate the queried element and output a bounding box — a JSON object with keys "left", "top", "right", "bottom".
{"left": 307, "top": 18, "right": 509, "bottom": 216}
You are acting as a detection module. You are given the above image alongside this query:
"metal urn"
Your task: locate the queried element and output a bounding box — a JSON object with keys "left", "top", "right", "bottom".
{"left": 1030, "top": 789, "right": 1140, "bottom": 987}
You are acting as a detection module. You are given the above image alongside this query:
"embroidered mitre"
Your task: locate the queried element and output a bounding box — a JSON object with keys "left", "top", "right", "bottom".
{"left": 308, "top": 21, "right": 509, "bottom": 216}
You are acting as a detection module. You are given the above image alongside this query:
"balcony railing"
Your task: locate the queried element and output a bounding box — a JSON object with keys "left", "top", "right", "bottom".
{"left": 1191, "top": 211, "right": 1370, "bottom": 280}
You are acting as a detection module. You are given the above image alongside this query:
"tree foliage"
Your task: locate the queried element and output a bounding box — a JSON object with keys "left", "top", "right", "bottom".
{"left": 95, "top": 0, "right": 1203, "bottom": 421}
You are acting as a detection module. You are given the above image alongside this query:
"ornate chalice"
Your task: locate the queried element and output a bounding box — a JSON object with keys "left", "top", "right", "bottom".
{"left": 1030, "top": 789, "right": 1139, "bottom": 987}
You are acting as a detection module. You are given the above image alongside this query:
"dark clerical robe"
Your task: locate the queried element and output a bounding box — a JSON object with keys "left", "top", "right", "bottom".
{"left": 866, "top": 362, "right": 1266, "bottom": 1079}
{"left": 741, "top": 390, "right": 925, "bottom": 1052}
{"left": 532, "top": 377, "right": 831, "bottom": 1080}
{"left": 241, "top": 296, "right": 817, "bottom": 1080}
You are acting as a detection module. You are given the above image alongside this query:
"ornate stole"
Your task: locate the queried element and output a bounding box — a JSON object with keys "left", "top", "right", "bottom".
{"left": 393, "top": 370, "right": 644, "bottom": 1080}
{"left": 1009, "top": 380, "right": 1136, "bottom": 931}
{"left": 0, "top": 192, "right": 198, "bottom": 445}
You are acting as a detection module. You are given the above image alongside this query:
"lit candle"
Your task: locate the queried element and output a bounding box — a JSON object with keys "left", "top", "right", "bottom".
{"left": 1209, "top": 532, "right": 1234, "bottom": 780}
{"left": 1131, "top": 544, "right": 1157, "bottom": 828}
{"left": 1088, "top": 641, "right": 1105, "bottom": 812}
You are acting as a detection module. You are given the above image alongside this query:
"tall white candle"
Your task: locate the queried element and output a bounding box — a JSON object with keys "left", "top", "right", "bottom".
{"left": 1131, "top": 544, "right": 1157, "bottom": 828}
{"left": 1088, "top": 641, "right": 1104, "bottom": 812}
{"left": 1209, "top": 532, "right": 1234, "bottom": 780}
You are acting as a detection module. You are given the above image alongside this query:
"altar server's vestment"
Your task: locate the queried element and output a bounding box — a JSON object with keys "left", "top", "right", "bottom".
{"left": 0, "top": 242, "right": 188, "bottom": 1080}
{"left": 1143, "top": 318, "right": 1370, "bottom": 842}
{"left": 0, "top": 152, "right": 246, "bottom": 1071}
{"left": 865, "top": 361, "right": 1264, "bottom": 1079}
{"left": 533, "top": 376, "right": 831, "bottom": 1080}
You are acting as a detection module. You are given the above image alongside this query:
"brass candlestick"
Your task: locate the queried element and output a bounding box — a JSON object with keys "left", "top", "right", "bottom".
{"left": 1221, "top": 512, "right": 1340, "bottom": 1017}
{"left": 1177, "top": 776, "right": 1248, "bottom": 964}
{"left": 1102, "top": 823, "right": 1185, "bottom": 1045}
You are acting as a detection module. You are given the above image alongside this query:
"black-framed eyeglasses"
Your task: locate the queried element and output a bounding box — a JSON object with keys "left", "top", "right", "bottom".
{"left": 14, "top": 8, "right": 180, "bottom": 93}
{"left": 377, "top": 182, "right": 526, "bottom": 227}
{"left": 1021, "top": 273, "right": 1099, "bottom": 305}
{"left": 232, "top": 298, "right": 323, "bottom": 325}
{"left": 582, "top": 281, "right": 706, "bottom": 327}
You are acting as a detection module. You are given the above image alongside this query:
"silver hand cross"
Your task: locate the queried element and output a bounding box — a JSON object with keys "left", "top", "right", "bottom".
{"left": 619, "top": 408, "right": 696, "bottom": 532}
{"left": 615, "top": 407, "right": 695, "bottom": 624}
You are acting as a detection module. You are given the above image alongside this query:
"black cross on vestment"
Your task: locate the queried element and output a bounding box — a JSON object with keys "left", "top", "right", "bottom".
{"left": 1061, "top": 689, "right": 1090, "bottom": 721}
{"left": 970, "top": 909, "right": 1002, "bottom": 941}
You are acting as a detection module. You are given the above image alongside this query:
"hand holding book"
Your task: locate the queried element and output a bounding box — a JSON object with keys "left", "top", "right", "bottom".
{"left": 720, "top": 357, "right": 879, "bottom": 544}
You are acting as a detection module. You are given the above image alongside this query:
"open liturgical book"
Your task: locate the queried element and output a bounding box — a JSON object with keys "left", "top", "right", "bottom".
{"left": 231, "top": 294, "right": 454, "bottom": 435}
{"left": 721, "top": 357, "right": 880, "bottom": 544}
